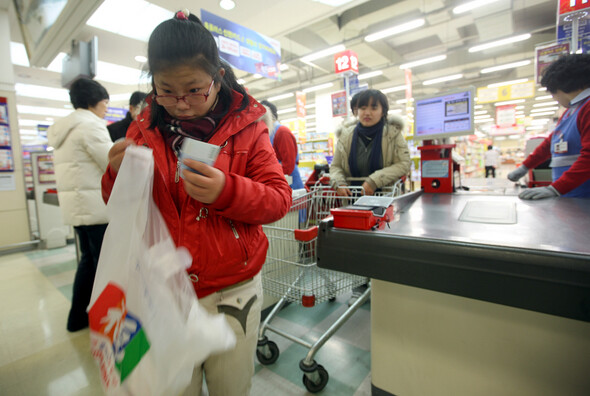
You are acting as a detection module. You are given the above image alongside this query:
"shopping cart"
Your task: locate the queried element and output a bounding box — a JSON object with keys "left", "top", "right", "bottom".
{"left": 257, "top": 179, "right": 402, "bottom": 393}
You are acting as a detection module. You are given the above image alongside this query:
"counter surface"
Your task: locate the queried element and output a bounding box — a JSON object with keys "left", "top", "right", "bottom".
{"left": 317, "top": 192, "right": 590, "bottom": 322}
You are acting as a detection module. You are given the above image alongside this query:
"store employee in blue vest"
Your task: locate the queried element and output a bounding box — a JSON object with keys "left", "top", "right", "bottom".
{"left": 260, "top": 100, "right": 305, "bottom": 189}
{"left": 508, "top": 54, "right": 590, "bottom": 199}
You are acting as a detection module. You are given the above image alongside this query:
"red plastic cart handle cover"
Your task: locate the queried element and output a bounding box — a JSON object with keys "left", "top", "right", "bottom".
{"left": 294, "top": 226, "right": 318, "bottom": 242}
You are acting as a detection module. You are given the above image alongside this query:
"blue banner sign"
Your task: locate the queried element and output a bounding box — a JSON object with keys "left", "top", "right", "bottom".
{"left": 201, "top": 9, "right": 282, "bottom": 80}
{"left": 105, "top": 107, "right": 126, "bottom": 123}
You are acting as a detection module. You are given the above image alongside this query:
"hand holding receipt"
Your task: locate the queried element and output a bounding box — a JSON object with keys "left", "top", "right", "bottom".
{"left": 180, "top": 139, "right": 225, "bottom": 204}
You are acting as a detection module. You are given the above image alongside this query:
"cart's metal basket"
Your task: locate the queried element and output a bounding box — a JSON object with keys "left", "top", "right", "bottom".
{"left": 261, "top": 180, "right": 401, "bottom": 306}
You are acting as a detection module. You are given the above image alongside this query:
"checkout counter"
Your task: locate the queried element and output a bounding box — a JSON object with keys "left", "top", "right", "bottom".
{"left": 317, "top": 187, "right": 590, "bottom": 396}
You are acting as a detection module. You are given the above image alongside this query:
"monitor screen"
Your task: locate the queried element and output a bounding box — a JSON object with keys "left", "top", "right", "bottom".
{"left": 414, "top": 87, "right": 475, "bottom": 141}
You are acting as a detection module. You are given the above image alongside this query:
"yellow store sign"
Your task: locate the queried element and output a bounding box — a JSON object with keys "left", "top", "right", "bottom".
{"left": 477, "top": 81, "right": 535, "bottom": 103}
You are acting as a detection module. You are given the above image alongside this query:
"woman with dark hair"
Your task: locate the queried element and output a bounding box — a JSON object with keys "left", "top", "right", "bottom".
{"left": 508, "top": 53, "right": 590, "bottom": 199}
{"left": 330, "top": 89, "right": 411, "bottom": 196}
{"left": 102, "top": 9, "right": 291, "bottom": 395}
{"left": 47, "top": 77, "right": 112, "bottom": 332}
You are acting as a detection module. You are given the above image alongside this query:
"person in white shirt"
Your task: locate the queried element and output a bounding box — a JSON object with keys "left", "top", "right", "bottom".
{"left": 484, "top": 145, "right": 500, "bottom": 178}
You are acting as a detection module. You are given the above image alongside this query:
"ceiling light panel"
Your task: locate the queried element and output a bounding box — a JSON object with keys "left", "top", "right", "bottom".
{"left": 87, "top": 0, "right": 173, "bottom": 42}
{"left": 480, "top": 60, "right": 531, "bottom": 74}
{"left": 301, "top": 45, "right": 345, "bottom": 63}
{"left": 423, "top": 74, "right": 463, "bottom": 85}
{"left": 267, "top": 93, "right": 294, "bottom": 101}
{"left": 365, "top": 18, "right": 425, "bottom": 42}
{"left": 532, "top": 101, "right": 559, "bottom": 107}
{"left": 399, "top": 55, "right": 446, "bottom": 69}
{"left": 358, "top": 71, "right": 383, "bottom": 80}
{"left": 17, "top": 105, "right": 73, "bottom": 117}
{"left": 469, "top": 33, "right": 531, "bottom": 53}
{"left": 382, "top": 85, "right": 408, "bottom": 94}
{"left": 16, "top": 84, "right": 70, "bottom": 102}
{"left": 453, "top": 0, "right": 501, "bottom": 14}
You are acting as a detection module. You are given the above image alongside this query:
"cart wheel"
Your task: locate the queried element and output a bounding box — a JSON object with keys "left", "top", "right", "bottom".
{"left": 302, "top": 364, "right": 329, "bottom": 393}
{"left": 256, "top": 339, "right": 279, "bottom": 365}
{"left": 328, "top": 296, "right": 336, "bottom": 302}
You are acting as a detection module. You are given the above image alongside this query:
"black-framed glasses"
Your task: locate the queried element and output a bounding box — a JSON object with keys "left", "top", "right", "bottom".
{"left": 154, "top": 80, "right": 214, "bottom": 106}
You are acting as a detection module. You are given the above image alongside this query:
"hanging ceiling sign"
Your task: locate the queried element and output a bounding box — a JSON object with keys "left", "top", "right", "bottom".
{"left": 559, "top": 0, "right": 590, "bottom": 16}
{"left": 201, "top": 9, "right": 282, "bottom": 80}
{"left": 334, "top": 50, "right": 358, "bottom": 74}
{"left": 476, "top": 81, "right": 535, "bottom": 104}
{"left": 496, "top": 105, "right": 517, "bottom": 128}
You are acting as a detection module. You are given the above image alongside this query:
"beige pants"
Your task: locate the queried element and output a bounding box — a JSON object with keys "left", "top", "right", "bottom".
{"left": 181, "top": 273, "right": 262, "bottom": 396}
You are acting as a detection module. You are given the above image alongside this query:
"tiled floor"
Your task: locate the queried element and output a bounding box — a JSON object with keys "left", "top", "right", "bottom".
{"left": 0, "top": 244, "right": 372, "bottom": 395}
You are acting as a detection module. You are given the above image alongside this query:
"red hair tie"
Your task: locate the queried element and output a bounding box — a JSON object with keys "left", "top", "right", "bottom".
{"left": 176, "top": 9, "right": 189, "bottom": 20}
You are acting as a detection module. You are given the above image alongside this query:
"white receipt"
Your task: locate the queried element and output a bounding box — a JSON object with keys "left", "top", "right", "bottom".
{"left": 180, "top": 139, "right": 220, "bottom": 177}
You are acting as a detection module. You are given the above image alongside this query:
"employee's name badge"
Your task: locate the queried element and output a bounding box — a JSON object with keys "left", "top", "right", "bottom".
{"left": 554, "top": 140, "right": 568, "bottom": 154}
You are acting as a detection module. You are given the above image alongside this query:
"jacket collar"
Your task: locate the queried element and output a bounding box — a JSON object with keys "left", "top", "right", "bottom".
{"left": 136, "top": 90, "right": 265, "bottom": 148}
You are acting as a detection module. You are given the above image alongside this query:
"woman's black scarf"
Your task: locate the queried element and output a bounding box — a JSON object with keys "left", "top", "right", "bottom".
{"left": 348, "top": 117, "right": 385, "bottom": 177}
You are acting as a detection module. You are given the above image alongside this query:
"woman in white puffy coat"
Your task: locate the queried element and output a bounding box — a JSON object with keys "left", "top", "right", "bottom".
{"left": 47, "top": 78, "right": 113, "bottom": 332}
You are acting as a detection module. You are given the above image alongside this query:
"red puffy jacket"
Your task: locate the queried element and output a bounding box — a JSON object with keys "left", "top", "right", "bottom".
{"left": 102, "top": 92, "right": 292, "bottom": 298}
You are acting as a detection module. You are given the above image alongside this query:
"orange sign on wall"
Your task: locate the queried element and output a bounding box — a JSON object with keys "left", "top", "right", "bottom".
{"left": 296, "top": 91, "right": 306, "bottom": 118}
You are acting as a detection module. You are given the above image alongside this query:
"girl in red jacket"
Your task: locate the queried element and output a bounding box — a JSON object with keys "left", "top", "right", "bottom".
{"left": 102, "top": 9, "right": 291, "bottom": 395}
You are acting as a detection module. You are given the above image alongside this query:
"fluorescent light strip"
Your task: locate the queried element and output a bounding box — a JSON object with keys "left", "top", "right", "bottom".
{"left": 382, "top": 85, "right": 407, "bottom": 94}
{"left": 109, "top": 93, "right": 134, "bottom": 102}
{"left": 494, "top": 99, "right": 526, "bottom": 106}
{"left": 475, "top": 118, "right": 494, "bottom": 123}
{"left": 267, "top": 93, "right": 294, "bottom": 102}
{"left": 530, "top": 112, "right": 556, "bottom": 117}
{"left": 277, "top": 107, "right": 296, "bottom": 115}
{"left": 535, "top": 95, "right": 553, "bottom": 101}
{"left": 302, "top": 82, "right": 334, "bottom": 93}
{"left": 480, "top": 60, "right": 531, "bottom": 74}
{"left": 301, "top": 44, "right": 345, "bottom": 63}
{"left": 87, "top": 0, "right": 173, "bottom": 42}
{"left": 19, "top": 119, "right": 54, "bottom": 127}
{"left": 530, "top": 118, "right": 550, "bottom": 124}
{"left": 305, "top": 115, "right": 316, "bottom": 119}
{"left": 399, "top": 54, "right": 447, "bottom": 69}
{"left": 515, "top": 105, "right": 525, "bottom": 109}
{"left": 531, "top": 107, "right": 558, "bottom": 113}
{"left": 532, "top": 101, "right": 559, "bottom": 107}
{"left": 453, "top": 0, "right": 500, "bottom": 14}
{"left": 423, "top": 73, "right": 463, "bottom": 85}
{"left": 469, "top": 33, "right": 531, "bottom": 53}
{"left": 474, "top": 110, "right": 488, "bottom": 115}
{"left": 538, "top": 87, "right": 547, "bottom": 91}
{"left": 15, "top": 83, "right": 70, "bottom": 102}
{"left": 388, "top": 109, "right": 403, "bottom": 114}
{"left": 526, "top": 126, "right": 545, "bottom": 130}
{"left": 474, "top": 114, "right": 493, "bottom": 119}
{"left": 474, "top": 105, "right": 483, "bottom": 109}
{"left": 17, "top": 105, "right": 73, "bottom": 117}
{"left": 358, "top": 71, "right": 383, "bottom": 80}
{"left": 364, "top": 18, "right": 425, "bottom": 42}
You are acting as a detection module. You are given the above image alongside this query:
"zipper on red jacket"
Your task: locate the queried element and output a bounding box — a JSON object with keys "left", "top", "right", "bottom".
{"left": 175, "top": 159, "right": 181, "bottom": 183}
{"left": 229, "top": 220, "right": 239, "bottom": 238}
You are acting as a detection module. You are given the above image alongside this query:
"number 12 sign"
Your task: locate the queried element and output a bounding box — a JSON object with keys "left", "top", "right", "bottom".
{"left": 334, "top": 50, "right": 359, "bottom": 74}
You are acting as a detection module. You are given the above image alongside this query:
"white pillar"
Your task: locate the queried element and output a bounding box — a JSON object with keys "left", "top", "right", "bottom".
{"left": 0, "top": 5, "right": 33, "bottom": 247}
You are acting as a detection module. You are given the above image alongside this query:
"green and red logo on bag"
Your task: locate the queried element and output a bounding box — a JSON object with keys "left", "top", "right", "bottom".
{"left": 89, "top": 282, "right": 150, "bottom": 389}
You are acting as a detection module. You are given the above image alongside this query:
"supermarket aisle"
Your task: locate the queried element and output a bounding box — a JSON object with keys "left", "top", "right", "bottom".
{"left": 0, "top": 245, "right": 371, "bottom": 395}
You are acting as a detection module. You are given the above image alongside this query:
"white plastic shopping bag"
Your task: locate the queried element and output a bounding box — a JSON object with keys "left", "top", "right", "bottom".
{"left": 88, "top": 145, "right": 236, "bottom": 396}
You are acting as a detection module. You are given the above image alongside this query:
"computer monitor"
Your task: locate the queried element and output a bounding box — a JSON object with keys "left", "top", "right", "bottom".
{"left": 414, "top": 87, "right": 475, "bottom": 141}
